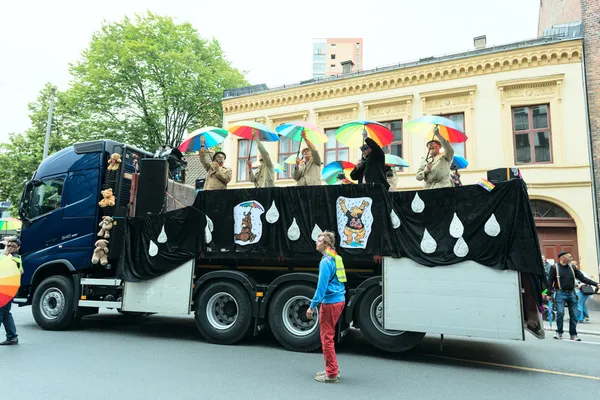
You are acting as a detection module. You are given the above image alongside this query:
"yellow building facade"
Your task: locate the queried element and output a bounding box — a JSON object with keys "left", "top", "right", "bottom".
{"left": 221, "top": 37, "right": 599, "bottom": 276}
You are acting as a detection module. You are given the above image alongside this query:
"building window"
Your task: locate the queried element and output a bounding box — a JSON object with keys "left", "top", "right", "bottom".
{"left": 331, "top": 44, "right": 336, "bottom": 47}
{"left": 330, "top": 64, "right": 335, "bottom": 68}
{"left": 325, "top": 128, "right": 349, "bottom": 164}
{"left": 381, "top": 120, "right": 403, "bottom": 157}
{"left": 278, "top": 137, "right": 295, "bottom": 179}
{"left": 331, "top": 54, "right": 336, "bottom": 60}
{"left": 512, "top": 104, "right": 552, "bottom": 164}
{"left": 441, "top": 113, "right": 466, "bottom": 159}
{"left": 356, "top": 43, "right": 360, "bottom": 49}
{"left": 237, "top": 139, "right": 257, "bottom": 181}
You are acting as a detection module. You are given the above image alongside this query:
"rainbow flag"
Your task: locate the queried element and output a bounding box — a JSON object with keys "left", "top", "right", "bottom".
{"left": 478, "top": 178, "right": 495, "bottom": 192}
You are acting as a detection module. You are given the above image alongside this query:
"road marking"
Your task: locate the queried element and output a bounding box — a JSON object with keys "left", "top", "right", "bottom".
{"left": 417, "top": 353, "right": 600, "bottom": 381}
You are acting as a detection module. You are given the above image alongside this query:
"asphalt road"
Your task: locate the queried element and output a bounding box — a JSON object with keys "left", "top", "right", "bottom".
{"left": 2, "top": 306, "right": 599, "bottom": 400}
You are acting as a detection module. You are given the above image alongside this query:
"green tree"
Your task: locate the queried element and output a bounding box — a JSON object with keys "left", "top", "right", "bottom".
{"left": 67, "top": 12, "right": 247, "bottom": 150}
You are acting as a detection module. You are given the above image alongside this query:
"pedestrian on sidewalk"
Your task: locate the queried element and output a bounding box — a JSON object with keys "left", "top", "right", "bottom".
{"left": 547, "top": 252, "right": 600, "bottom": 341}
{"left": 306, "top": 231, "right": 346, "bottom": 383}
{"left": 573, "top": 261, "right": 595, "bottom": 323}
{"left": 0, "top": 238, "right": 23, "bottom": 346}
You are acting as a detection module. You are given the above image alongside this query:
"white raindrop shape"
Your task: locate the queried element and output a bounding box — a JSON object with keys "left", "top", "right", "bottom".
{"left": 157, "top": 225, "right": 168, "bottom": 243}
{"left": 390, "top": 210, "right": 401, "bottom": 229}
{"left": 453, "top": 237, "right": 469, "bottom": 257}
{"left": 311, "top": 224, "right": 323, "bottom": 242}
{"left": 411, "top": 193, "right": 425, "bottom": 213}
{"left": 266, "top": 201, "right": 280, "bottom": 224}
{"left": 149, "top": 240, "right": 158, "bottom": 257}
{"left": 420, "top": 229, "right": 437, "bottom": 254}
{"left": 287, "top": 218, "right": 300, "bottom": 241}
{"left": 206, "top": 215, "right": 214, "bottom": 232}
{"left": 484, "top": 214, "right": 501, "bottom": 237}
{"left": 205, "top": 224, "right": 212, "bottom": 244}
{"left": 449, "top": 213, "right": 464, "bottom": 239}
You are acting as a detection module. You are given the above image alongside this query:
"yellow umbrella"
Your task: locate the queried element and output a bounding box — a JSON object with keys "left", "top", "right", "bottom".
{"left": 0, "top": 256, "right": 21, "bottom": 307}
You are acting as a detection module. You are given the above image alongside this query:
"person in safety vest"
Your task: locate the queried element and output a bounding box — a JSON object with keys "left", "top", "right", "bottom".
{"left": 1, "top": 238, "right": 22, "bottom": 345}
{"left": 306, "top": 231, "right": 346, "bottom": 383}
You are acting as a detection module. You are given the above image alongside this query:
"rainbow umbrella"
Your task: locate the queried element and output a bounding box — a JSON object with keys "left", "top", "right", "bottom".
{"left": 252, "top": 160, "right": 285, "bottom": 173}
{"left": 178, "top": 127, "right": 228, "bottom": 152}
{"left": 385, "top": 154, "right": 409, "bottom": 168}
{"left": 451, "top": 155, "right": 468, "bottom": 169}
{"left": 0, "top": 218, "right": 21, "bottom": 232}
{"left": 276, "top": 121, "right": 328, "bottom": 144}
{"left": 322, "top": 161, "right": 357, "bottom": 185}
{"left": 404, "top": 116, "right": 467, "bottom": 143}
{"left": 228, "top": 121, "right": 279, "bottom": 142}
{"left": 0, "top": 256, "right": 21, "bottom": 307}
{"left": 283, "top": 154, "right": 298, "bottom": 165}
{"left": 335, "top": 120, "right": 394, "bottom": 149}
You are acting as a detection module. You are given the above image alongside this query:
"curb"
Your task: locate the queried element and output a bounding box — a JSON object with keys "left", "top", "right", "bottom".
{"left": 544, "top": 327, "right": 600, "bottom": 337}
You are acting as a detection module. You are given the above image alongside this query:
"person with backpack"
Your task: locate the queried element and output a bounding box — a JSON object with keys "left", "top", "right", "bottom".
{"left": 306, "top": 231, "right": 346, "bottom": 383}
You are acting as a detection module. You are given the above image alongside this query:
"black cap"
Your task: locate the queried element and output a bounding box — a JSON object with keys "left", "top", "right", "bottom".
{"left": 212, "top": 152, "right": 226, "bottom": 161}
{"left": 557, "top": 251, "right": 570, "bottom": 258}
{"left": 360, "top": 144, "right": 370, "bottom": 151}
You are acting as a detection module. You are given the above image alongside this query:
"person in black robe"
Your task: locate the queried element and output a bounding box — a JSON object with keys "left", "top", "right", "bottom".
{"left": 350, "top": 133, "right": 389, "bottom": 190}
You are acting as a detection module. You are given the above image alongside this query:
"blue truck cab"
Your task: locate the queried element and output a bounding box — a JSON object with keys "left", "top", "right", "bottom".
{"left": 16, "top": 140, "right": 151, "bottom": 328}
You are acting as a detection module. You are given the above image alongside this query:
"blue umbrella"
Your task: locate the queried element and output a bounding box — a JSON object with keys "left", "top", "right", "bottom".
{"left": 451, "top": 155, "right": 468, "bottom": 169}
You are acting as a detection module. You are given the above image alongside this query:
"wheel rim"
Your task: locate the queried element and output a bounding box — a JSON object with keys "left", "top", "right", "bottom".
{"left": 282, "top": 295, "right": 318, "bottom": 337}
{"left": 206, "top": 292, "right": 239, "bottom": 330}
{"left": 370, "top": 294, "right": 404, "bottom": 336}
{"left": 40, "top": 288, "right": 66, "bottom": 320}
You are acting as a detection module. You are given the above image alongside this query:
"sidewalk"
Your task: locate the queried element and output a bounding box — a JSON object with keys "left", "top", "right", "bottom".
{"left": 544, "top": 309, "right": 600, "bottom": 336}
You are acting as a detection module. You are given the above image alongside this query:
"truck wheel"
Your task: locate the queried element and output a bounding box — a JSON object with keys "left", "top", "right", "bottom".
{"left": 268, "top": 284, "right": 321, "bottom": 352}
{"left": 194, "top": 281, "right": 253, "bottom": 345}
{"left": 32, "top": 275, "right": 76, "bottom": 330}
{"left": 356, "top": 286, "right": 425, "bottom": 352}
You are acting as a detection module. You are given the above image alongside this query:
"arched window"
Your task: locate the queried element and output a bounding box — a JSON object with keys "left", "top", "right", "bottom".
{"left": 529, "top": 200, "right": 575, "bottom": 227}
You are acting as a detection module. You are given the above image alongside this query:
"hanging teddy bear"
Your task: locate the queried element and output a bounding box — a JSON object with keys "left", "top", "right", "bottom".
{"left": 98, "top": 188, "right": 116, "bottom": 208}
{"left": 107, "top": 153, "right": 122, "bottom": 171}
{"left": 97, "top": 216, "right": 114, "bottom": 239}
{"left": 91, "top": 239, "right": 109, "bottom": 265}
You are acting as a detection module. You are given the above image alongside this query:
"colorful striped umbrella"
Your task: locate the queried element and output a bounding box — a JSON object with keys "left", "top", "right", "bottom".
{"left": 252, "top": 161, "right": 286, "bottom": 173}
{"left": 335, "top": 120, "right": 394, "bottom": 149}
{"left": 178, "top": 127, "right": 228, "bottom": 152}
{"left": 404, "top": 116, "right": 467, "bottom": 143}
{"left": 0, "top": 256, "right": 20, "bottom": 307}
{"left": 451, "top": 155, "right": 469, "bottom": 169}
{"left": 283, "top": 154, "right": 298, "bottom": 165}
{"left": 276, "top": 121, "right": 328, "bottom": 144}
{"left": 322, "top": 161, "right": 357, "bottom": 185}
{"left": 384, "top": 154, "right": 409, "bottom": 167}
{"left": 228, "top": 121, "right": 279, "bottom": 142}
{"left": 0, "top": 218, "right": 21, "bottom": 232}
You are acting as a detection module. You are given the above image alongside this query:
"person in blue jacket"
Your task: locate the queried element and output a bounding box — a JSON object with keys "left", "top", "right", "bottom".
{"left": 306, "top": 231, "right": 346, "bottom": 383}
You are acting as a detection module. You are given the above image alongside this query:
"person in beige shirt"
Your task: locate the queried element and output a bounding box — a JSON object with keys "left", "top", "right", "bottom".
{"left": 246, "top": 131, "right": 274, "bottom": 188}
{"left": 293, "top": 132, "right": 322, "bottom": 186}
{"left": 198, "top": 136, "right": 232, "bottom": 190}
{"left": 416, "top": 128, "right": 454, "bottom": 189}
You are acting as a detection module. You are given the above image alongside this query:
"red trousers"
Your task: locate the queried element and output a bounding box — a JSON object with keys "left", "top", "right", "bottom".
{"left": 319, "top": 301, "right": 345, "bottom": 377}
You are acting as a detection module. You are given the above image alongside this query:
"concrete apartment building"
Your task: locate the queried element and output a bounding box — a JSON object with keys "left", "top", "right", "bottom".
{"left": 312, "top": 38, "right": 363, "bottom": 79}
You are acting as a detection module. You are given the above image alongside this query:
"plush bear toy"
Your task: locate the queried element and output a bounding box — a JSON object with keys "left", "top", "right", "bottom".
{"left": 98, "top": 188, "right": 116, "bottom": 208}
{"left": 91, "top": 239, "right": 109, "bottom": 265}
{"left": 107, "top": 153, "right": 122, "bottom": 171}
{"left": 97, "top": 216, "right": 114, "bottom": 239}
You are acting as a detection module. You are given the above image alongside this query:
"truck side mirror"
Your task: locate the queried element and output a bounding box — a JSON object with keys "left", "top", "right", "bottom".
{"left": 18, "top": 180, "right": 37, "bottom": 222}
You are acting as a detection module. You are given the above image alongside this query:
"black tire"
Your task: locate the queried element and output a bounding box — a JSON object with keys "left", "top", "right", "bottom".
{"left": 268, "top": 284, "right": 321, "bottom": 352}
{"left": 32, "top": 275, "right": 76, "bottom": 330}
{"left": 194, "top": 281, "right": 253, "bottom": 345}
{"left": 355, "top": 286, "right": 425, "bottom": 352}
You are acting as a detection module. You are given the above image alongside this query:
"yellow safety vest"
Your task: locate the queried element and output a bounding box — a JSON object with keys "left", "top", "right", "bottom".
{"left": 325, "top": 249, "right": 347, "bottom": 283}
{"left": 1, "top": 254, "right": 23, "bottom": 274}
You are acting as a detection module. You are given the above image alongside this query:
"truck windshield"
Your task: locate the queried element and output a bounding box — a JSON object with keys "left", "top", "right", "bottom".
{"left": 24, "top": 176, "right": 65, "bottom": 220}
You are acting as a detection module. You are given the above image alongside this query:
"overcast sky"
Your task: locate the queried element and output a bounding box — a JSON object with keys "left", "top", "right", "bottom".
{"left": 0, "top": 0, "right": 539, "bottom": 143}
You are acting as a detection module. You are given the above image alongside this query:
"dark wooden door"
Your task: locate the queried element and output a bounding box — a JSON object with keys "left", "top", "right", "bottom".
{"left": 537, "top": 226, "right": 579, "bottom": 262}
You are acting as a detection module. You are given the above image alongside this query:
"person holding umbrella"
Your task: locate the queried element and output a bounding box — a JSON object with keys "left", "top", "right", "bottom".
{"left": 293, "top": 132, "right": 322, "bottom": 186}
{"left": 350, "top": 132, "right": 389, "bottom": 189}
{"left": 246, "top": 131, "right": 274, "bottom": 188}
{"left": 416, "top": 127, "right": 455, "bottom": 189}
{"left": 0, "top": 238, "right": 22, "bottom": 346}
{"left": 198, "top": 136, "right": 232, "bottom": 190}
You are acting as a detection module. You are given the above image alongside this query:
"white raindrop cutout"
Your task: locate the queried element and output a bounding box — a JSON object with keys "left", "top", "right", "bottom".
{"left": 205, "top": 225, "right": 212, "bottom": 244}
{"left": 157, "top": 225, "right": 168, "bottom": 243}
{"left": 454, "top": 237, "right": 469, "bottom": 257}
{"left": 420, "top": 229, "right": 437, "bottom": 254}
{"left": 390, "top": 210, "right": 401, "bottom": 229}
{"left": 266, "top": 201, "right": 280, "bottom": 224}
{"left": 206, "top": 215, "right": 214, "bottom": 232}
{"left": 149, "top": 240, "right": 158, "bottom": 257}
{"left": 311, "top": 224, "right": 323, "bottom": 242}
{"left": 484, "top": 214, "right": 501, "bottom": 237}
{"left": 288, "top": 218, "right": 300, "bottom": 241}
{"left": 411, "top": 193, "right": 425, "bottom": 213}
{"left": 449, "top": 213, "right": 464, "bottom": 239}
